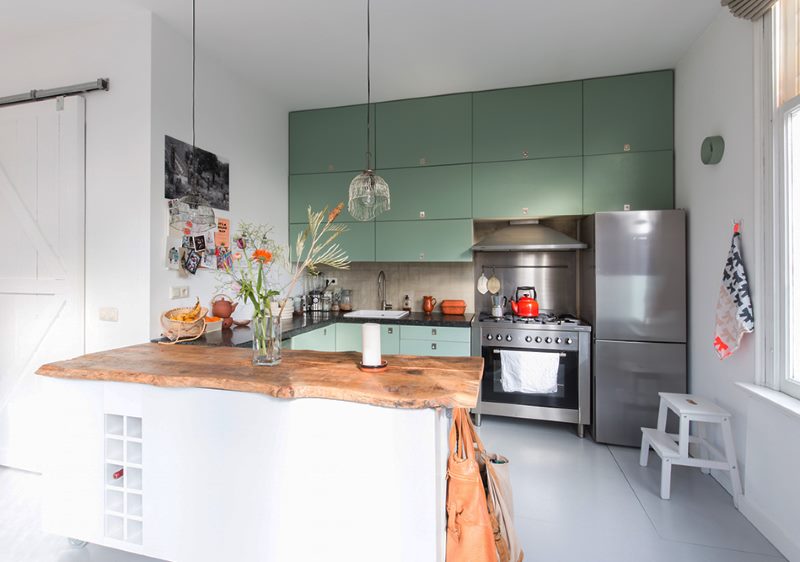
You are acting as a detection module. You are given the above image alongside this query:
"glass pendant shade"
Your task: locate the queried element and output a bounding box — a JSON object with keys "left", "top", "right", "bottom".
{"left": 169, "top": 192, "right": 216, "bottom": 232}
{"left": 348, "top": 169, "right": 390, "bottom": 221}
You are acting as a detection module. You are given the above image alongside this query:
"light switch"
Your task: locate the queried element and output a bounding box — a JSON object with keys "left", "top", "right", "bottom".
{"left": 170, "top": 286, "right": 190, "bottom": 299}
{"left": 99, "top": 307, "right": 119, "bottom": 322}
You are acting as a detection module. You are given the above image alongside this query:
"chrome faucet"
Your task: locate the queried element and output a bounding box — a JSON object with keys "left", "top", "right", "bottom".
{"left": 378, "top": 270, "right": 391, "bottom": 310}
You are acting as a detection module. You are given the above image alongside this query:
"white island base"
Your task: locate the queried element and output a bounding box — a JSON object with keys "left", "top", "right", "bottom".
{"left": 42, "top": 377, "right": 450, "bottom": 562}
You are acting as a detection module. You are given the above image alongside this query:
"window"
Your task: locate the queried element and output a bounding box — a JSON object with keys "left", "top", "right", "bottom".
{"left": 770, "top": 0, "right": 800, "bottom": 398}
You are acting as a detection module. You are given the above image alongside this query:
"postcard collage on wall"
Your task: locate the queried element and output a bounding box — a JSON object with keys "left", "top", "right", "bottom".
{"left": 164, "top": 135, "right": 232, "bottom": 274}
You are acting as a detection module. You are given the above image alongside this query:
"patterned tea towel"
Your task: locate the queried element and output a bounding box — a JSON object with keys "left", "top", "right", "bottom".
{"left": 713, "top": 226, "right": 754, "bottom": 359}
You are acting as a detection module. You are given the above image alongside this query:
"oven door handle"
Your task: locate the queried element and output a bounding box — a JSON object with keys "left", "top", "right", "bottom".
{"left": 492, "top": 349, "right": 567, "bottom": 357}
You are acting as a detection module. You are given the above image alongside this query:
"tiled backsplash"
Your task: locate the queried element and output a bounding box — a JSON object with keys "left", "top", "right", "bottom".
{"left": 318, "top": 262, "right": 475, "bottom": 313}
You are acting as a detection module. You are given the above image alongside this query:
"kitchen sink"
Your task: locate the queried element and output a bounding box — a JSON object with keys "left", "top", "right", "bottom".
{"left": 343, "top": 310, "right": 410, "bottom": 320}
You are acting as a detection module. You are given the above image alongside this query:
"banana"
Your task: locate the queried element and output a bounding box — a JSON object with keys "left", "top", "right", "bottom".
{"left": 167, "top": 298, "right": 202, "bottom": 323}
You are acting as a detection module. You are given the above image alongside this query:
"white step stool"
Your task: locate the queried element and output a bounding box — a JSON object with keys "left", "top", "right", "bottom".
{"left": 640, "top": 392, "right": 742, "bottom": 508}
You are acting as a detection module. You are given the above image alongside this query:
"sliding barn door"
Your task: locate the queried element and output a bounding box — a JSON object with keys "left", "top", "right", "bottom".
{"left": 0, "top": 97, "right": 85, "bottom": 471}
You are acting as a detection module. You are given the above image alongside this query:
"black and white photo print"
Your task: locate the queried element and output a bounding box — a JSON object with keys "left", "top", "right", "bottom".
{"left": 164, "top": 135, "right": 230, "bottom": 211}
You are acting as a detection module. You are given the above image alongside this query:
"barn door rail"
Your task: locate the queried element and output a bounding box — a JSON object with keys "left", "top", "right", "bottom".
{"left": 0, "top": 78, "right": 108, "bottom": 108}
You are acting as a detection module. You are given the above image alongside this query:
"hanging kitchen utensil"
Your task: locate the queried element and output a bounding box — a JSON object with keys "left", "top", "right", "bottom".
{"left": 477, "top": 271, "right": 489, "bottom": 294}
{"left": 487, "top": 269, "right": 501, "bottom": 295}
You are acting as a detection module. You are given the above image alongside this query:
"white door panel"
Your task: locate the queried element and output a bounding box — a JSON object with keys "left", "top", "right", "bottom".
{"left": 0, "top": 97, "right": 85, "bottom": 471}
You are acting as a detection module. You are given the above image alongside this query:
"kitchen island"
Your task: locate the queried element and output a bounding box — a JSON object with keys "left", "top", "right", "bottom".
{"left": 36, "top": 343, "right": 482, "bottom": 562}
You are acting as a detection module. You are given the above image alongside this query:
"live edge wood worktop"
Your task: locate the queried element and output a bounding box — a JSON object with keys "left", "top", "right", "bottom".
{"left": 37, "top": 342, "right": 483, "bottom": 409}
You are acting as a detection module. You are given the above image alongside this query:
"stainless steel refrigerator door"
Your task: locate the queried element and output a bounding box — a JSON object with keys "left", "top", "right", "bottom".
{"left": 593, "top": 210, "right": 686, "bottom": 343}
{"left": 593, "top": 340, "right": 687, "bottom": 447}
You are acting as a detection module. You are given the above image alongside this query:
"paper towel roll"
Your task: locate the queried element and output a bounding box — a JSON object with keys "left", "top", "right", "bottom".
{"left": 361, "top": 323, "right": 382, "bottom": 366}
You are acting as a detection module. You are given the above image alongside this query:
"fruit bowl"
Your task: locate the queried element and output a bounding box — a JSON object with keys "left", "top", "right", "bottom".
{"left": 161, "top": 304, "right": 208, "bottom": 342}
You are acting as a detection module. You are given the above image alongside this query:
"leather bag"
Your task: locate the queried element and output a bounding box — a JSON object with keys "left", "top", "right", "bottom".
{"left": 446, "top": 408, "right": 496, "bottom": 562}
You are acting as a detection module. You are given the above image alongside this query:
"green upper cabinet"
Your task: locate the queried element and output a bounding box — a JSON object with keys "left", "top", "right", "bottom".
{"left": 376, "top": 165, "right": 472, "bottom": 221}
{"left": 583, "top": 150, "right": 674, "bottom": 213}
{"left": 473, "top": 157, "right": 582, "bottom": 219}
{"left": 375, "top": 94, "right": 472, "bottom": 169}
{"left": 289, "top": 104, "right": 373, "bottom": 174}
{"left": 583, "top": 70, "right": 674, "bottom": 155}
{"left": 290, "top": 221, "right": 375, "bottom": 262}
{"left": 473, "top": 81, "right": 582, "bottom": 162}
{"left": 376, "top": 219, "right": 473, "bottom": 262}
{"left": 289, "top": 172, "right": 354, "bottom": 223}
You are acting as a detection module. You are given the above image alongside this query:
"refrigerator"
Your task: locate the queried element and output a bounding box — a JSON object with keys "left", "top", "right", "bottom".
{"left": 580, "top": 210, "right": 687, "bottom": 447}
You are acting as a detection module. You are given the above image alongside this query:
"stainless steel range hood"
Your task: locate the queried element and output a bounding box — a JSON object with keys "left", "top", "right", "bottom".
{"left": 472, "top": 220, "right": 587, "bottom": 252}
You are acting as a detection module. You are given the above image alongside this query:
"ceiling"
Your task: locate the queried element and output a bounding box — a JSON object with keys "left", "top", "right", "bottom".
{"left": 3, "top": 0, "right": 721, "bottom": 111}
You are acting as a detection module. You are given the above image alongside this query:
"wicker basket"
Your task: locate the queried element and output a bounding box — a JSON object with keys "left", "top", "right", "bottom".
{"left": 161, "top": 306, "right": 208, "bottom": 342}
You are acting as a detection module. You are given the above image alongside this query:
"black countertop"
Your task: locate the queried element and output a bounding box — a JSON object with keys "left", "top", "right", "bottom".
{"left": 154, "top": 311, "right": 474, "bottom": 348}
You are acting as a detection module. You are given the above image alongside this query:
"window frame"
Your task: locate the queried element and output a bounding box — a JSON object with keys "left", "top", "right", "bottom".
{"left": 775, "top": 93, "right": 800, "bottom": 399}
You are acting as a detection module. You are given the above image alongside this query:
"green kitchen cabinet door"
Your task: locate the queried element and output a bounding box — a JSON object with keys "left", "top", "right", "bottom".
{"left": 473, "top": 157, "right": 582, "bottom": 219}
{"left": 290, "top": 325, "right": 337, "bottom": 352}
{"left": 376, "top": 219, "right": 473, "bottom": 262}
{"left": 583, "top": 70, "right": 674, "bottom": 155}
{"left": 289, "top": 172, "right": 356, "bottom": 223}
{"left": 376, "top": 165, "right": 472, "bottom": 221}
{"left": 583, "top": 151, "right": 674, "bottom": 213}
{"left": 289, "top": 221, "right": 375, "bottom": 262}
{"left": 473, "top": 81, "right": 582, "bottom": 162}
{"left": 375, "top": 94, "right": 472, "bottom": 169}
{"left": 335, "top": 323, "right": 362, "bottom": 352}
{"left": 381, "top": 325, "right": 400, "bottom": 354}
{"left": 289, "top": 104, "right": 374, "bottom": 174}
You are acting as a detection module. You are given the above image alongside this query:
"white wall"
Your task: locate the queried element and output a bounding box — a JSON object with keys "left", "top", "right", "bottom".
{"left": 0, "top": 14, "right": 153, "bottom": 353}
{"left": 148, "top": 16, "right": 288, "bottom": 337}
{"left": 676, "top": 9, "right": 800, "bottom": 560}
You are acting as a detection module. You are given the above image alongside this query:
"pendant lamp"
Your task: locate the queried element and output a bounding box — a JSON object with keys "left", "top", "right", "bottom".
{"left": 348, "top": 0, "right": 390, "bottom": 221}
{"left": 169, "top": 0, "right": 216, "bottom": 233}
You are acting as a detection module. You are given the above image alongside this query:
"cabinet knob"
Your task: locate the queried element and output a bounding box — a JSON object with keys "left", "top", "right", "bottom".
{"left": 623, "top": 204, "right": 631, "bottom": 211}
{"left": 327, "top": 164, "right": 335, "bottom": 172}
{"left": 387, "top": 327, "right": 393, "bottom": 334}
{"left": 419, "top": 252, "right": 425, "bottom": 260}
{"left": 432, "top": 329, "right": 437, "bottom": 336}
{"left": 419, "top": 157, "right": 428, "bottom": 166}
{"left": 522, "top": 207, "right": 529, "bottom": 215}
{"left": 522, "top": 149, "right": 529, "bottom": 159}
{"left": 431, "top": 343, "right": 437, "bottom": 350}
{"left": 623, "top": 144, "right": 631, "bottom": 152}
{"left": 419, "top": 211, "right": 426, "bottom": 219}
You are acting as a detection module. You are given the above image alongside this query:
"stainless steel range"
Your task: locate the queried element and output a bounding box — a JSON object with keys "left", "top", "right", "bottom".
{"left": 474, "top": 312, "right": 591, "bottom": 437}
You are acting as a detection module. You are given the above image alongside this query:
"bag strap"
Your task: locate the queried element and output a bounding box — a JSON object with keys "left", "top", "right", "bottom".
{"left": 449, "top": 408, "right": 480, "bottom": 461}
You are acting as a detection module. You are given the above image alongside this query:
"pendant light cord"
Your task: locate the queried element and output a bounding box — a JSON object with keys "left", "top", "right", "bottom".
{"left": 365, "top": 0, "right": 372, "bottom": 171}
{"left": 192, "top": 0, "right": 196, "bottom": 150}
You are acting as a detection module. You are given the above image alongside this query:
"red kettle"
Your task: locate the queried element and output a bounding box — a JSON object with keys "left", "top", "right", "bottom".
{"left": 510, "top": 286, "right": 539, "bottom": 318}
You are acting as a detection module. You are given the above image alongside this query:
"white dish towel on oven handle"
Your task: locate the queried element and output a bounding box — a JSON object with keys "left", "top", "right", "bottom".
{"left": 500, "top": 350, "right": 560, "bottom": 394}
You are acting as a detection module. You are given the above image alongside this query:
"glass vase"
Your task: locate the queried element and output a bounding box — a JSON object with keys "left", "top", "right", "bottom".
{"left": 252, "top": 312, "right": 281, "bottom": 366}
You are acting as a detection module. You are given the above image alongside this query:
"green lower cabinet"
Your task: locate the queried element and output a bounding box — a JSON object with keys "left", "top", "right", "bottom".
{"left": 375, "top": 219, "right": 473, "bottom": 262}
{"left": 380, "top": 325, "right": 400, "bottom": 354}
{"left": 400, "top": 325, "right": 471, "bottom": 343}
{"left": 376, "top": 165, "right": 472, "bottom": 221}
{"left": 473, "top": 157, "right": 582, "bottom": 219}
{"left": 289, "top": 325, "right": 337, "bottom": 352}
{"left": 335, "top": 323, "right": 362, "bottom": 352}
{"left": 290, "top": 221, "right": 375, "bottom": 262}
{"left": 399, "top": 339, "right": 471, "bottom": 357}
{"left": 289, "top": 172, "right": 357, "bottom": 223}
{"left": 583, "top": 151, "right": 674, "bottom": 213}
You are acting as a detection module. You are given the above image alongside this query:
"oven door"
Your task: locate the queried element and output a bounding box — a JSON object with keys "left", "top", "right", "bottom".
{"left": 480, "top": 346, "right": 579, "bottom": 409}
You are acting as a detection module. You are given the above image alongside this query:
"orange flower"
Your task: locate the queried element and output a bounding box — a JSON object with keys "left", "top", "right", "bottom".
{"left": 252, "top": 249, "right": 273, "bottom": 263}
{"left": 328, "top": 202, "right": 345, "bottom": 222}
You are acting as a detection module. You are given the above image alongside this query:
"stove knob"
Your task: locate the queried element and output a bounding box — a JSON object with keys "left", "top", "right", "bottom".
{"left": 486, "top": 334, "right": 493, "bottom": 341}
{"left": 565, "top": 337, "right": 573, "bottom": 345}
{"left": 505, "top": 335, "right": 513, "bottom": 342}
{"left": 554, "top": 337, "right": 562, "bottom": 344}
{"left": 545, "top": 337, "right": 552, "bottom": 344}
{"left": 525, "top": 336, "right": 532, "bottom": 343}
{"left": 535, "top": 336, "right": 542, "bottom": 343}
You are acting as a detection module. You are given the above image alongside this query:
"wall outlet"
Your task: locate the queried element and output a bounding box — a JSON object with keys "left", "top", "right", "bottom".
{"left": 99, "top": 307, "right": 119, "bottom": 322}
{"left": 170, "top": 286, "right": 190, "bottom": 299}
{"left": 324, "top": 277, "right": 337, "bottom": 287}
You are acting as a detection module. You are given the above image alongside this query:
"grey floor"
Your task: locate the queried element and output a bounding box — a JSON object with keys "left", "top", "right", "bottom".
{"left": 0, "top": 416, "right": 784, "bottom": 562}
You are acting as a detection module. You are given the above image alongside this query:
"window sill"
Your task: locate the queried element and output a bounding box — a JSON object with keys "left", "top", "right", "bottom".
{"left": 737, "top": 383, "right": 800, "bottom": 420}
